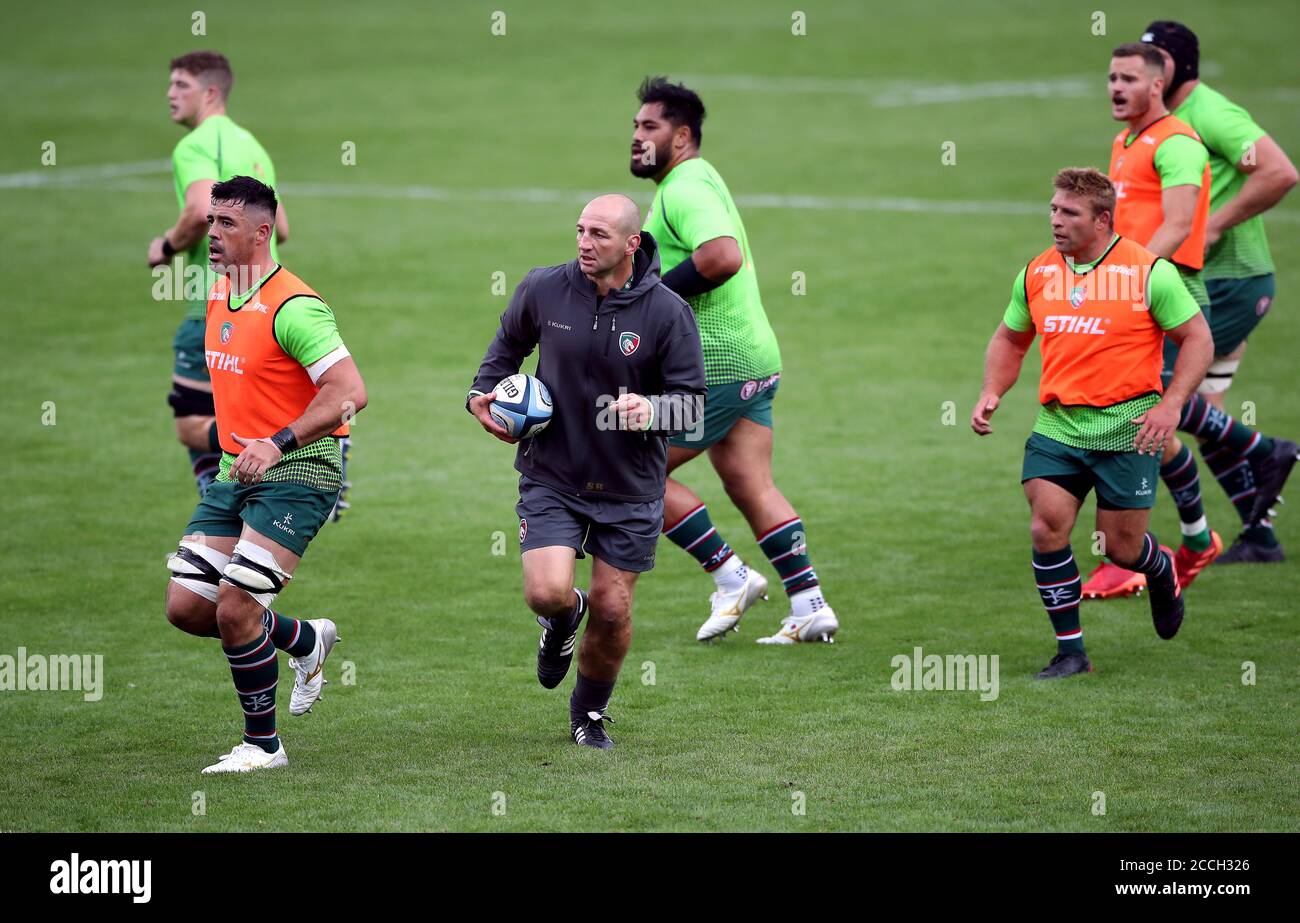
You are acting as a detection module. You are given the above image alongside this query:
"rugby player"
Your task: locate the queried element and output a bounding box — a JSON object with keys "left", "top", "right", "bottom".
{"left": 629, "top": 77, "right": 838, "bottom": 644}
{"left": 1140, "top": 21, "right": 1299, "bottom": 563}
{"left": 1083, "top": 42, "right": 1222, "bottom": 597}
{"left": 467, "top": 195, "right": 705, "bottom": 749}
{"left": 149, "top": 51, "right": 289, "bottom": 496}
{"left": 972, "top": 168, "right": 1212, "bottom": 679}
{"left": 163, "top": 177, "right": 366, "bottom": 773}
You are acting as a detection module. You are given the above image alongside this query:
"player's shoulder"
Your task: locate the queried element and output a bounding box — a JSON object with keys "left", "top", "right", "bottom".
{"left": 172, "top": 121, "right": 211, "bottom": 156}
{"left": 227, "top": 116, "right": 272, "bottom": 154}
{"left": 661, "top": 159, "right": 733, "bottom": 217}
{"left": 265, "top": 266, "right": 323, "bottom": 302}
{"left": 1112, "top": 235, "right": 1161, "bottom": 267}
{"left": 1156, "top": 125, "right": 1207, "bottom": 160}
{"left": 524, "top": 263, "right": 569, "bottom": 289}
{"left": 1187, "top": 84, "right": 1261, "bottom": 135}
{"left": 508, "top": 263, "right": 569, "bottom": 308}
{"left": 686, "top": 156, "right": 720, "bottom": 176}
{"left": 223, "top": 115, "right": 253, "bottom": 137}
{"left": 1163, "top": 113, "right": 1204, "bottom": 142}
{"left": 666, "top": 156, "right": 723, "bottom": 190}
{"left": 173, "top": 115, "right": 234, "bottom": 161}
{"left": 1185, "top": 82, "right": 1243, "bottom": 115}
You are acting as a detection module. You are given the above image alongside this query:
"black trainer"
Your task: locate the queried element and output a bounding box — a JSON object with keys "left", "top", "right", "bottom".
{"left": 1249, "top": 438, "right": 1298, "bottom": 525}
{"left": 571, "top": 710, "right": 615, "bottom": 749}
{"left": 1034, "top": 652, "right": 1093, "bottom": 680}
{"left": 1148, "top": 550, "right": 1184, "bottom": 640}
{"left": 1216, "top": 528, "right": 1286, "bottom": 564}
{"left": 537, "top": 588, "right": 586, "bottom": 689}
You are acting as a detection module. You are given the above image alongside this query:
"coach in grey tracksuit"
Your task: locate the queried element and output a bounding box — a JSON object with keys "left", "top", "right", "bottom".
{"left": 466, "top": 194, "right": 705, "bottom": 749}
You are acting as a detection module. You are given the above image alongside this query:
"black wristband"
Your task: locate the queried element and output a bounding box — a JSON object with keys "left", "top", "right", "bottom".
{"left": 661, "top": 258, "right": 722, "bottom": 298}
{"left": 161, "top": 236, "right": 177, "bottom": 259}
{"left": 270, "top": 427, "right": 298, "bottom": 453}
{"left": 466, "top": 390, "right": 485, "bottom": 415}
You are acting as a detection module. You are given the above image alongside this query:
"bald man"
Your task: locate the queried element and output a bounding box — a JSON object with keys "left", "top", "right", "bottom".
{"left": 467, "top": 195, "right": 706, "bottom": 749}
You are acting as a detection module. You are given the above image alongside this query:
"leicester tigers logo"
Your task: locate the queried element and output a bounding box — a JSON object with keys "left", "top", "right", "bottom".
{"left": 1069, "top": 286, "right": 1086, "bottom": 309}
{"left": 1040, "top": 586, "right": 1074, "bottom": 606}
{"left": 619, "top": 332, "right": 640, "bottom": 356}
{"left": 220, "top": 321, "right": 234, "bottom": 343}
{"left": 519, "top": 519, "right": 527, "bottom": 543}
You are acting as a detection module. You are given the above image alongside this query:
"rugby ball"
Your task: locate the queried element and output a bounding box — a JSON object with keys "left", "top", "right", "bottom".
{"left": 490, "top": 373, "right": 553, "bottom": 439}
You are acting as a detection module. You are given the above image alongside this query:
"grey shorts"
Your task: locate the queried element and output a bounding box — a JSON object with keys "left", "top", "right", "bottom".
{"left": 515, "top": 475, "right": 662, "bottom": 573}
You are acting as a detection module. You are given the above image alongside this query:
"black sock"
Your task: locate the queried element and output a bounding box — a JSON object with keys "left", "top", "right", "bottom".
{"left": 1159, "top": 445, "right": 1211, "bottom": 551}
{"left": 223, "top": 630, "right": 280, "bottom": 753}
{"left": 1033, "top": 546, "right": 1084, "bottom": 655}
{"left": 1180, "top": 394, "right": 1274, "bottom": 458}
{"left": 1123, "top": 533, "right": 1174, "bottom": 589}
{"left": 261, "top": 609, "right": 318, "bottom": 657}
{"left": 570, "top": 671, "right": 615, "bottom": 723}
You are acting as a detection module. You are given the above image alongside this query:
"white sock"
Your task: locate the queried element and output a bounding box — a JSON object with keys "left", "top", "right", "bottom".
{"left": 790, "top": 586, "right": 826, "bottom": 618}
{"left": 712, "top": 554, "right": 748, "bottom": 594}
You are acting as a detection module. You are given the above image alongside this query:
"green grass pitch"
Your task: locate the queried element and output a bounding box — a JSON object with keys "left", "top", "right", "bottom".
{"left": 1, "top": 0, "right": 1297, "bottom": 831}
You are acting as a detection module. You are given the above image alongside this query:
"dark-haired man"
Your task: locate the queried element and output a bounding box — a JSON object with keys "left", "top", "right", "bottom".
{"left": 630, "top": 76, "right": 837, "bottom": 645}
{"left": 1082, "top": 42, "right": 1222, "bottom": 598}
{"left": 972, "top": 168, "right": 1212, "bottom": 679}
{"left": 149, "top": 51, "right": 290, "bottom": 497}
{"left": 164, "top": 176, "right": 367, "bottom": 773}
{"left": 1139, "top": 21, "right": 1299, "bottom": 563}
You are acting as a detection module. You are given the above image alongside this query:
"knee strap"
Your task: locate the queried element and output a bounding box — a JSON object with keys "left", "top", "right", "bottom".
{"left": 167, "top": 540, "right": 232, "bottom": 603}
{"left": 221, "top": 540, "right": 292, "bottom": 608}
{"left": 1198, "top": 358, "right": 1239, "bottom": 395}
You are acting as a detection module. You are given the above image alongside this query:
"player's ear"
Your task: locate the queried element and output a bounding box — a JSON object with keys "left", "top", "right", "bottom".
{"left": 626, "top": 232, "right": 641, "bottom": 256}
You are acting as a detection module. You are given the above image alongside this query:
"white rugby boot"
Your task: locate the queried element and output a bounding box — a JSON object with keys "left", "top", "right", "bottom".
{"left": 756, "top": 606, "right": 839, "bottom": 645}
{"left": 696, "top": 568, "right": 769, "bottom": 640}
{"left": 288, "top": 618, "right": 339, "bottom": 716}
{"left": 201, "top": 741, "right": 288, "bottom": 774}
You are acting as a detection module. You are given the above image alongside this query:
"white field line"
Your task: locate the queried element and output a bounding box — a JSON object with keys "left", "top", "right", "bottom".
{"left": 673, "top": 64, "right": 1232, "bottom": 103}
{"left": 677, "top": 74, "right": 1097, "bottom": 106}
{"left": 4, "top": 159, "right": 1299, "bottom": 223}
{"left": 0, "top": 159, "right": 171, "bottom": 188}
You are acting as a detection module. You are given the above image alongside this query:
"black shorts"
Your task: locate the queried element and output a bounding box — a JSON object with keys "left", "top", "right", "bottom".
{"left": 168, "top": 380, "right": 215, "bottom": 418}
{"left": 515, "top": 475, "right": 662, "bottom": 573}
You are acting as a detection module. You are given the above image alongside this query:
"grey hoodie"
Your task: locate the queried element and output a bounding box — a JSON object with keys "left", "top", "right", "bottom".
{"left": 470, "top": 231, "right": 706, "bottom": 502}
